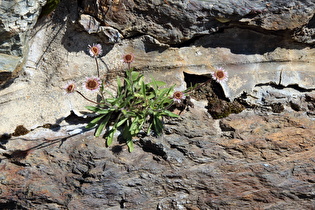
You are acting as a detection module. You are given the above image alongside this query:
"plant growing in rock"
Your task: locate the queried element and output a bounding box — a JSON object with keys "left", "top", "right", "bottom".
{"left": 65, "top": 44, "right": 179, "bottom": 152}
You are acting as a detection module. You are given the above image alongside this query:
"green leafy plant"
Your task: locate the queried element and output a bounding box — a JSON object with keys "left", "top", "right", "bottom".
{"left": 64, "top": 44, "right": 231, "bottom": 152}
{"left": 64, "top": 46, "right": 180, "bottom": 152}
{"left": 85, "top": 68, "right": 178, "bottom": 152}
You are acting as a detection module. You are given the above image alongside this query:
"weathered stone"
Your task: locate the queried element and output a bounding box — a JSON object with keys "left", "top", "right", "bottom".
{"left": 0, "top": 0, "right": 315, "bottom": 208}
{"left": 0, "top": 53, "right": 23, "bottom": 86}
{"left": 0, "top": 0, "right": 47, "bottom": 85}
{"left": 1, "top": 106, "right": 315, "bottom": 209}
{"left": 0, "top": 0, "right": 47, "bottom": 56}
{"left": 79, "top": 0, "right": 315, "bottom": 44}
{"left": 78, "top": 14, "right": 123, "bottom": 44}
{"left": 0, "top": 0, "right": 315, "bottom": 133}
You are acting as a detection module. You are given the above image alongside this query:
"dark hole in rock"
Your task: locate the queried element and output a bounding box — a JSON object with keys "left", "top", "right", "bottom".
{"left": 290, "top": 101, "right": 301, "bottom": 112}
{"left": 120, "top": 199, "right": 127, "bottom": 208}
{"left": 183, "top": 72, "right": 245, "bottom": 119}
{"left": 139, "top": 138, "right": 166, "bottom": 159}
{"left": 184, "top": 72, "right": 228, "bottom": 100}
{"left": 271, "top": 103, "right": 284, "bottom": 113}
{"left": 0, "top": 201, "right": 28, "bottom": 210}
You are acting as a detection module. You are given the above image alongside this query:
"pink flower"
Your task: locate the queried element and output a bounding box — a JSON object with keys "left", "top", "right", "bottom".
{"left": 172, "top": 91, "right": 186, "bottom": 103}
{"left": 123, "top": 53, "right": 134, "bottom": 64}
{"left": 83, "top": 77, "right": 101, "bottom": 92}
{"left": 64, "top": 81, "right": 76, "bottom": 94}
{"left": 212, "top": 67, "right": 228, "bottom": 83}
{"left": 88, "top": 44, "right": 102, "bottom": 58}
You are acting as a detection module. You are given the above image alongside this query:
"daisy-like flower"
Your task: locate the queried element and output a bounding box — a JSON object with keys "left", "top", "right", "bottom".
{"left": 64, "top": 81, "right": 76, "bottom": 94}
{"left": 172, "top": 91, "right": 186, "bottom": 103}
{"left": 123, "top": 53, "right": 134, "bottom": 64}
{"left": 84, "top": 77, "right": 101, "bottom": 92}
{"left": 212, "top": 67, "right": 228, "bottom": 83}
{"left": 88, "top": 44, "right": 102, "bottom": 58}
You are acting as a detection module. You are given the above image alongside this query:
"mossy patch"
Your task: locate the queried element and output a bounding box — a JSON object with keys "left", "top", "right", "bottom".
{"left": 185, "top": 73, "right": 245, "bottom": 119}
{"left": 207, "top": 96, "right": 245, "bottom": 119}
{"left": 12, "top": 125, "right": 29, "bottom": 136}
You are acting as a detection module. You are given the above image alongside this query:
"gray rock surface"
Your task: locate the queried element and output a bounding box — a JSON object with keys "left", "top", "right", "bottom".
{"left": 0, "top": 0, "right": 315, "bottom": 209}
{"left": 0, "top": 106, "right": 314, "bottom": 209}
{"left": 0, "top": 0, "right": 47, "bottom": 86}
{"left": 0, "top": 0, "right": 46, "bottom": 56}
{"left": 0, "top": 0, "right": 314, "bottom": 133}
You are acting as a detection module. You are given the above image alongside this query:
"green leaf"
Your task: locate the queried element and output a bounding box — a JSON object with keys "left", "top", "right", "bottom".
{"left": 117, "top": 118, "right": 128, "bottom": 127}
{"left": 124, "top": 78, "right": 132, "bottom": 90}
{"left": 122, "top": 124, "right": 131, "bottom": 140}
{"left": 133, "top": 93, "right": 143, "bottom": 98}
{"left": 148, "top": 80, "right": 166, "bottom": 89}
{"left": 95, "top": 120, "right": 106, "bottom": 137}
{"left": 85, "top": 106, "right": 100, "bottom": 112}
{"left": 96, "top": 109, "right": 110, "bottom": 114}
{"left": 147, "top": 122, "right": 153, "bottom": 135}
{"left": 155, "top": 88, "right": 170, "bottom": 102}
{"left": 129, "top": 117, "right": 140, "bottom": 135}
{"left": 106, "top": 98, "right": 117, "bottom": 103}
{"left": 140, "top": 81, "right": 146, "bottom": 98}
{"left": 106, "top": 128, "right": 116, "bottom": 146}
{"left": 95, "top": 113, "right": 112, "bottom": 137}
{"left": 147, "top": 92, "right": 155, "bottom": 99}
{"left": 127, "top": 140, "right": 134, "bottom": 152}
{"left": 153, "top": 115, "right": 163, "bottom": 135}
{"left": 131, "top": 71, "right": 140, "bottom": 81}
{"left": 162, "top": 110, "right": 179, "bottom": 118}
{"left": 85, "top": 115, "right": 104, "bottom": 129}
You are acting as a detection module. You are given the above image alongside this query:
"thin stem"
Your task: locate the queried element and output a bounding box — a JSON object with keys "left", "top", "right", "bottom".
{"left": 94, "top": 57, "right": 107, "bottom": 102}
{"left": 95, "top": 57, "right": 100, "bottom": 78}
{"left": 76, "top": 90, "right": 102, "bottom": 105}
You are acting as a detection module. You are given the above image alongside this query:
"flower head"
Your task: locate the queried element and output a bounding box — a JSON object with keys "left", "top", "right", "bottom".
{"left": 64, "top": 81, "right": 76, "bottom": 94}
{"left": 88, "top": 44, "right": 102, "bottom": 58}
{"left": 84, "top": 77, "right": 101, "bottom": 92}
{"left": 172, "top": 91, "right": 186, "bottom": 103}
{"left": 212, "top": 67, "right": 228, "bottom": 83}
{"left": 123, "top": 53, "right": 134, "bottom": 64}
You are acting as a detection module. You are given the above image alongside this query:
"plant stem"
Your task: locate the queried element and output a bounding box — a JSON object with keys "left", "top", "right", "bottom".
{"left": 94, "top": 57, "right": 107, "bottom": 102}
{"left": 95, "top": 57, "right": 100, "bottom": 78}
{"left": 76, "top": 90, "right": 102, "bottom": 105}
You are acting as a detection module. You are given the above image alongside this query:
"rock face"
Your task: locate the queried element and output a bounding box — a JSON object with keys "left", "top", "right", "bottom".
{"left": 1, "top": 0, "right": 315, "bottom": 133}
{"left": 0, "top": 0, "right": 47, "bottom": 84}
{"left": 0, "top": 108, "right": 314, "bottom": 209}
{"left": 0, "top": 0, "right": 315, "bottom": 209}
{"left": 79, "top": 0, "right": 315, "bottom": 44}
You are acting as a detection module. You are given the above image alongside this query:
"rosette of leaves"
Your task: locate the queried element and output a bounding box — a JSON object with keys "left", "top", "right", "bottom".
{"left": 85, "top": 69, "right": 178, "bottom": 152}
